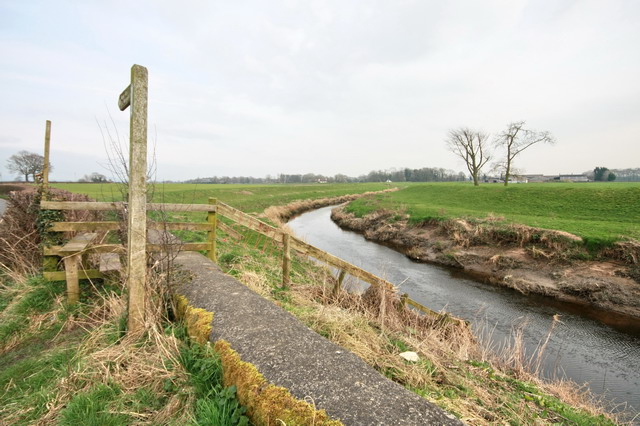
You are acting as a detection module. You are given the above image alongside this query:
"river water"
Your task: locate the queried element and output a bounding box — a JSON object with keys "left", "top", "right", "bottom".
{"left": 288, "top": 206, "right": 640, "bottom": 416}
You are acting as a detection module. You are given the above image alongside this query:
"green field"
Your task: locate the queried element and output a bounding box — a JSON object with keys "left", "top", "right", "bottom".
{"left": 346, "top": 182, "right": 640, "bottom": 246}
{"left": 52, "top": 182, "right": 394, "bottom": 213}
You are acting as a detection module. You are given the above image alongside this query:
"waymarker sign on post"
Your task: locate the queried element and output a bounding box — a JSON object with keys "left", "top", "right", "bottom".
{"left": 118, "top": 64, "right": 148, "bottom": 334}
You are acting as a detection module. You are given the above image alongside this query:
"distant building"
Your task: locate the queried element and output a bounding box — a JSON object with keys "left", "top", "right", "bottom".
{"left": 521, "top": 174, "right": 590, "bottom": 183}
{"left": 555, "top": 174, "right": 589, "bottom": 182}
{"left": 522, "top": 174, "right": 547, "bottom": 183}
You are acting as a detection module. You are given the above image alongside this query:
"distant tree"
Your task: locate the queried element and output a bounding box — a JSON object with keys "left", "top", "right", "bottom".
{"left": 494, "top": 121, "right": 554, "bottom": 186}
{"left": 6, "top": 150, "right": 51, "bottom": 182}
{"left": 446, "top": 128, "right": 491, "bottom": 186}
{"left": 79, "top": 172, "right": 110, "bottom": 183}
{"left": 593, "top": 167, "right": 615, "bottom": 182}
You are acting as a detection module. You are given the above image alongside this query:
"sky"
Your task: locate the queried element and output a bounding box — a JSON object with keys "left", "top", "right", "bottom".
{"left": 1, "top": 0, "right": 639, "bottom": 182}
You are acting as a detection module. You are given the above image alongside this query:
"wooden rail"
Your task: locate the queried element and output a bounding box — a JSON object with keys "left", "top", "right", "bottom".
{"left": 41, "top": 200, "right": 217, "bottom": 212}
{"left": 215, "top": 202, "right": 447, "bottom": 320}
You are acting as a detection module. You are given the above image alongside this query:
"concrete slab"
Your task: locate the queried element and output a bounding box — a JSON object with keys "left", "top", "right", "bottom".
{"left": 175, "top": 250, "right": 462, "bottom": 425}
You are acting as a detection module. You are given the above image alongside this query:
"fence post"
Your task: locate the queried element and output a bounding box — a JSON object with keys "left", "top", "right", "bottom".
{"left": 119, "top": 64, "right": 148, "bottom": 334}
{"left": 399, "top": 293, "right": 408, "bottom": 311}
{"left": 42, "top": 120, "right": 51, "bottom": 197}
{"left": 64, "top": 255, "right": 80, "bottom": 305}
{"left": 207, "top": 198, "right": 217, "bottom": 262}
{"left": 282, "top": 232, "right": 291, "bottom": 288}
{"left": 333, "top": 269, "right": 346, "bottom": 295}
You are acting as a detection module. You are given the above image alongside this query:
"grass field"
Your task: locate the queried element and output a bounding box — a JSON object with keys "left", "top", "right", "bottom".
{"left": 52, "top": 182, "right": 395, "bottom": 213}
{"left": 345, "top": 182, "right": 640, "bottom": 246}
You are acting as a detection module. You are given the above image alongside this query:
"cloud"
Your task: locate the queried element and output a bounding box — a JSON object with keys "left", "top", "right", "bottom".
{"left": 1, "top": 0, "right": 639, "bottom": 180}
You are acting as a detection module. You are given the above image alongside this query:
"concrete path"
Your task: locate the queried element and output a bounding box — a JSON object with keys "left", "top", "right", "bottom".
{"left": 175, "top": 250, "right": 462, "bottom": 425}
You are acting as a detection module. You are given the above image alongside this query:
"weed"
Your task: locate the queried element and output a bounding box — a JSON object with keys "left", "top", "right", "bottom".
{"left": 59, "top": 384, "right": 130, "bottom": 426}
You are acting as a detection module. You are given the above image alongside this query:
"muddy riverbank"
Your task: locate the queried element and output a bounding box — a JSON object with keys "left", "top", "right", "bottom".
{"left": 330, "top": 206, "right": 640, "bottom": 320}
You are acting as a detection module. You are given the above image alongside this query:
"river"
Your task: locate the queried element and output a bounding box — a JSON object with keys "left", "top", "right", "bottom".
{"left": 288, "top": 205, "right": 640, "bottom": 416}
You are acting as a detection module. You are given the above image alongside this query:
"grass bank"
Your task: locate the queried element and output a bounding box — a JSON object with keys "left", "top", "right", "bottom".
{"left": 345, "top": 182, "right": 640, "bottom": 249}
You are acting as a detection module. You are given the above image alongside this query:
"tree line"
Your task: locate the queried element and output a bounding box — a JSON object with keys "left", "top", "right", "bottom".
{"left": 185, "top": 167, "right": 465, "bottom": 185}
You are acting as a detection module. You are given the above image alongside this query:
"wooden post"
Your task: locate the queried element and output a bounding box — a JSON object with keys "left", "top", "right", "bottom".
{"left": 64, "top": 255, "right": 80, "bottom": 304}
{"left": 282, "top": 232, "right": 291, "bottom": 288}
{"left": 42, "top": 120, "right": 51, "bottom": 196}
{"left": 399, "top": 293, "right": 408, "bottom": 311}
{"left": 207, "top": 198, "right": 217, "bottom": 262}
{"left": 119, "top": 64, "right": 148, "bottom": 334}
{"left": 333, "top": 269, "right": 346, "bottom": 295}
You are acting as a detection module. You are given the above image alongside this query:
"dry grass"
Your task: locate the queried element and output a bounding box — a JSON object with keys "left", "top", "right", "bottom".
{"left": 263, "top": 188, "right": 399, "bottom": 226}
{"left": 218, "top": 224, "right": 624, "bottom": 425}
{"left": 37, "top": 268, "right": 194, "bottom": 425}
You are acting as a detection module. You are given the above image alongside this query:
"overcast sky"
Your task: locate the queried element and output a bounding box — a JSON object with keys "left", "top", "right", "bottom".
{"left": 1, "top": 0, "right": 639, "bottom": 182}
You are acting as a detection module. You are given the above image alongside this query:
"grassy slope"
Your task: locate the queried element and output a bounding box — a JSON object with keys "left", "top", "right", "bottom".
{"left": 346, "top": 182, "right": 640, "bottom": 246}
{"left": 52, "top": 182, "right": 394, "bottom": 213}
{"left": 0, "top": 275, "right": 248, "bottom": 425}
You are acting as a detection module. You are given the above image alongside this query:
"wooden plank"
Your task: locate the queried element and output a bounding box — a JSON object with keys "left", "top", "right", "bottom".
{"left": 147, "top": 242, "right": 210, "bottom": 252}
{"left": 41, "top": 200, "right": 216, "bottom": 212}
{"left": 148, "top": 222, "right": 213, "bottom": 231}
{"left": 218, "top": 222, "right": 243, "bottom": 241}
{"left": 405, "top": 298, "right": 441, "bottom": 318}
{"left": 147, "top": 203, "right": 216, "bottom": 212}
{"left": 118, "top": 83, "right": 131, "bottom": 110}
{"left": 50, "top": 221, "right": 212, "bottom": 232}
{"left": 289, "top": 236, "right": 395, "bottom": 291}
{"left": 44, "top": 269, "right": 103, "bottom": 281}
{"left": 45, "top": 244, "right": 125, "bottom": 256}
{"left": 41, "top": 201, "right": 124, "bottom": 211}
{"left": 59, "top": 233, "right": 98, "bottom": 254}
{"left": 51, "top": 221, "right": 120, "bottom": 232}
{"left": 99, "top": 253, "right": 122, "bottom": 272}
{"left": 218, "top": 203, "right": 283, "bottom": 243}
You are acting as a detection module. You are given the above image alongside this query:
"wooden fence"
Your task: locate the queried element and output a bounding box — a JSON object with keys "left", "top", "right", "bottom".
{"left": 42, "top": 197, "right": 450, "bottom": 321}
{"left": 215, "top": 201, "right": 447, "bottom": 320}
{"left": 41, "top": 199, "right": 217, "bottom": 303}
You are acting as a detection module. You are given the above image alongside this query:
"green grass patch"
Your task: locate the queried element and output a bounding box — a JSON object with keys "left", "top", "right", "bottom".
{"left": 179, "top": 335, "right": 249, "bottom": 426}
{"left": 345, "top": 182, "right": 640, "bottom": 247}
{"left": 53, "top": 182, "right": 395, "bottom": 213}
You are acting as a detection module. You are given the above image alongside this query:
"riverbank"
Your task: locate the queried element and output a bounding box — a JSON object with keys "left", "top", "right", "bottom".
{"left": 330, "top": 206, "right": 640, "bottom": 319}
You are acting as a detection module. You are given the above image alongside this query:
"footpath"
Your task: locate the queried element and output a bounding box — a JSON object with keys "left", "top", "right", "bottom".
{"left": 175, "top": 250, "right": 462, "bottom": 425}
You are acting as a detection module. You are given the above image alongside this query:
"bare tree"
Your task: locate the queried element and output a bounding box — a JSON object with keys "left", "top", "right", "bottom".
{"left": 6, "top": 150, "right": 52, "bottom": 182}
{"left": 494, "top": 121, "right": 554, "bottom": 186}
{"left": 446, "top": 128, "right": 491, "bottom": 186}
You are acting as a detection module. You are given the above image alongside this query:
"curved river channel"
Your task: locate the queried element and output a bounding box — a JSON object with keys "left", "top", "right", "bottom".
{"left": 288, "top": 206, "right": 640, "bottom": 416}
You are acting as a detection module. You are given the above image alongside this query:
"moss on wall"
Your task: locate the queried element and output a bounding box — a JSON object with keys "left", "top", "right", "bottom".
{"left": 215, "top": 339, "right": 342, "bottom": 426}
{"left": 174, "top": 295, "right": 213, "bottom": 345}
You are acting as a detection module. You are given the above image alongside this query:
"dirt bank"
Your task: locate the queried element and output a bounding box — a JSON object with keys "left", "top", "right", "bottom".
{"left": 262, "top": 187, "right": 399, "bottom": 226}
{"left": 331, "top": 206, "right": 640, "bottom": 320}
